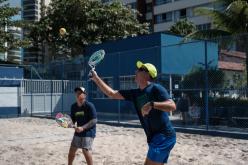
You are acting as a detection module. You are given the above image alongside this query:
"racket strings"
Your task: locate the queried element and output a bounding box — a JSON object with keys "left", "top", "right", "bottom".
{"left": 55, "top": 113, "right": 74, "bottom": 128}
{"left": 88, "top": 50, "right": 105, "bottom": 67}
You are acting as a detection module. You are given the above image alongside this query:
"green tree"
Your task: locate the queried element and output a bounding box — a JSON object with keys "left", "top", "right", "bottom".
{"left": 187, "top": 0, "right": 248, "bottom": 39}
{"left": 0, "top": 0, "right": 29, "bottom": 58}
{"left": 186, "top": 0, "right": 248, "bottom": 86}
{"left": 181, "top": 66, "right": 225, "bottom": 89}
{"left": 169, "top": 19, "right": 197, "bottom": 36}
{"left": 29, "top": 0, "right": 149, "bottom": 60}
{"left": 235, "top": 62, "right": 247, "bottom": 88}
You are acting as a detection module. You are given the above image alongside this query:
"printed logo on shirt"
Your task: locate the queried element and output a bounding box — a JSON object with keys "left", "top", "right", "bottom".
{"left": 75, "top": 111, "right": 84, "bottom": 117}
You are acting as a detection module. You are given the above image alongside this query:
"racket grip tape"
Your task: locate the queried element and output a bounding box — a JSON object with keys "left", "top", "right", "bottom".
{"left": 88, "top": 69, "right": 95, "bottom": 78}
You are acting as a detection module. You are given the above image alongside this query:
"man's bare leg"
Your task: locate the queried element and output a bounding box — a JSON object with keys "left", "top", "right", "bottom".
{"left": 68, "top": 146, "right": 77, "bottom": 165}
{"left": 144, "top": 157, "right": 164, "bottom": 165}
{"left": 82, "top": 149, "right": 93, "bottom": 165}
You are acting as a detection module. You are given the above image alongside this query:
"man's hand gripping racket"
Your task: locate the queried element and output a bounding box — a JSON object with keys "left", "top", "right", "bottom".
{"left": 88, "top": 49, "right": 105, "bottom": 79}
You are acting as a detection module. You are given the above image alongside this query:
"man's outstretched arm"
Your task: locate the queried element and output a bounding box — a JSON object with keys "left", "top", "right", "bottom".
{"left": 90, "top": 70, "right": 124, "bottom": 100}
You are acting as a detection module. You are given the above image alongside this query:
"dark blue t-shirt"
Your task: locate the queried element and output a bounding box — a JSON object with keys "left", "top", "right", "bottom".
{"left": 119, "top": 83, "right": 175, "bottom": 142}
{"left": 71, "top": 101, "right": 97, "bottom": 137}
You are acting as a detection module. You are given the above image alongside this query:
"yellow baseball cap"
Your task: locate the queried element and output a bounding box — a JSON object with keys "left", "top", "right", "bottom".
{"left": 136, "top": 61, "right": 157, "bottom": 79}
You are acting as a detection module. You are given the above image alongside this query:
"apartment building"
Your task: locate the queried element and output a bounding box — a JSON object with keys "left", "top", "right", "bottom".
{"left": 7, "top": 27, "right": 23, "bottom": 63}
{"left": 153, "top": 0, "right": 220, "bottom": 32}
{"left": 105, "top": 0, "right": 221, "bottom": 32}
{"left": 0, "top": 0, "right": 23, "bottom": 64}
{"left": 22, "top": 0, "right": 51, "bottom": 64}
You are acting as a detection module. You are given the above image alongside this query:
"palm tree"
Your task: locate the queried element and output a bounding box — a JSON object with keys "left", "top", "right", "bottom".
{"left": 169, "top": 19, "right": 197, "bottom": 36}
{"left": 186, "top": 0, "right": 248, "bottom": 87}
{"left": 187, "top": 0, "right": 248, "bottom": 38}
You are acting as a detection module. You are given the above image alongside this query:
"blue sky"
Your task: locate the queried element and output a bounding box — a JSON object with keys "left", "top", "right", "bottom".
{"left": 8, "top": 0, "right": 22, "bottom": 20}
{"left": 9, "top": 0, "right": 21, "bottom": 7}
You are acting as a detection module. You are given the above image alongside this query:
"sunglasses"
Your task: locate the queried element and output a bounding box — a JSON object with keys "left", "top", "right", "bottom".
{"left": 137, "top": 67, "right": 149, "bottom": 72}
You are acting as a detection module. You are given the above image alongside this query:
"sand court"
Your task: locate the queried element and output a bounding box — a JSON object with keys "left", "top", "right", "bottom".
{"left": 0, "top": 117, "right": 247, "bottom": 165}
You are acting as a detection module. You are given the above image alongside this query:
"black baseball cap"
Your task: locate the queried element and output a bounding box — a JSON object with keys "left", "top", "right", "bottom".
{"left": 74, "top": 87, "right": 86, "bottom": 94}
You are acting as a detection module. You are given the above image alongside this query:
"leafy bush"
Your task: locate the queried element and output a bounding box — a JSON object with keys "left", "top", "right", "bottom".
{"left": 213, "top": 97, "right": 248, "bottom": 107}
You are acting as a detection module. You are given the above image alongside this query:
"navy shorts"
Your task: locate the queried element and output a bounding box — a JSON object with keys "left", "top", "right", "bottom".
{"left": 147, "top": 134, "right": 176, "bottom": 163}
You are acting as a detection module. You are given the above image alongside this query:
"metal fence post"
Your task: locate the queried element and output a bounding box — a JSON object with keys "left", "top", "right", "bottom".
{"left": 118, "top": 52, "right": 120, "bottom": 124}
{"left": 30, "top": 66, "right": 33, "bottom": 117}
{"left": 50, "top": 80, "right": 53, "bottom": 117}
{"left": 169, "top": 74, "right": 173, "bottom": 116}
{"left": 62, "top": 61, "right": 64, "bottom": 113}
{"left": 204, "top": 40, "right": 209, "bottom": 130}
{"left": 62, "top": 80, "right": 64, "bottom": 113}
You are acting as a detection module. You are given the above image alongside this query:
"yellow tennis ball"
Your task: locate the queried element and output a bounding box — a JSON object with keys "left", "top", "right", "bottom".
{"left": 59, "top": 28, "right": 66, "bottom": 35}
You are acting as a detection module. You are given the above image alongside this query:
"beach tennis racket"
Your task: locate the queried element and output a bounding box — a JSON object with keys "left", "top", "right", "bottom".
{"left": 88, "top": 49, "right": 105, "bottom": 78}
{"left": 55, "top": 112, "right": 75, "bottom": 128}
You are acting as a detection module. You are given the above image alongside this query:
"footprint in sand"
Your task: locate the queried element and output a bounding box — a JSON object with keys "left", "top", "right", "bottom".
{"left": 241, "top": 149, "right": 248, "bottom": 153}
{"left": 188, "top": 158, "right": 196, "bottom": 162}
{"left": 134, "top": 155, "right": 142, "bottom": 159}
{"left": 203, "top": 144, "right": 210, "bottom": 147}
{"left": 48, "top": 152, "right": 54, "bottom": 156}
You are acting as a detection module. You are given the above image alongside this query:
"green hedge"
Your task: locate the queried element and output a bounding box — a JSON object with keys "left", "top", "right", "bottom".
{"left": 213, "top": 98, "right": 248, "bottom": 107}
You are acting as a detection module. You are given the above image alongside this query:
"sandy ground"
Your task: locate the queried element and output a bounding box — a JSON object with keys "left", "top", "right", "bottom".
{"left": 0, "top": 117, "right": 247, "bottom": 165}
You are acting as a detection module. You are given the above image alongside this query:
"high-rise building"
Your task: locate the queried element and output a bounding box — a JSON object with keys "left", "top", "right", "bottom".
{"left": 22, "top": 0, "right": 51, "bottom": 64}
{"left": 23, "top": 0, "right": 51, "bottom": 21}
{"left": 153, "top": 0, "right": 220, "bottom": 32}
{"left": 7, "top": 27, "right": 23, "bottom": 64}
{"left": 104, "top": 0, "right": 222, "bottom": 32}
{"left": 0, "top": 0, "right": 23, "bottom": 64}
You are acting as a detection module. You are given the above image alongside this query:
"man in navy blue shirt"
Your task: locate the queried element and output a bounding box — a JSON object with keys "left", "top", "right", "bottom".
{"left": 90, "top": 61, "right": 176, "bottom": 165}
{"left": 68, "top": 87, "right": 97, "bottom": 165}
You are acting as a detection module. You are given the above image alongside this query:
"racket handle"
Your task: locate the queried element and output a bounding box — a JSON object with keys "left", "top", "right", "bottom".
{"left": 88, "top": 71, "right": 92, "bottom": 78}
{"left": 88, "top": 68, "right": 95, "bottom": 79}
{"left": 69, "top": 123, "right": 76, "bottom": 128}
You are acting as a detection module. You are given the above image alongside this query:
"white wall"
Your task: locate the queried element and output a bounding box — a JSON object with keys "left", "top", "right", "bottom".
{"left": 0, "top": 87, "right": 19, "bottom": 107}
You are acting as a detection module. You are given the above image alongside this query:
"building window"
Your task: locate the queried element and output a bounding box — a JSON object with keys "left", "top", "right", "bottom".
{"left": 28, "top": 58, "right": 38, "bottom": 63}
{"left": 146, "top": 3, "right": 152, "bottom": 12}
{"left": 155, "top": 0, "right": 172, "bottom": 6}
{"left": 92, "top": 77, "right": 113, "bottom": 99}
{"left": 23, "top": 5, "right": 38, "bottom": 10}
{"left": 214, "top": 1, "right": 225, "bottom": 11}
{"left": 23, "top": 16, "right": 38, "bottom": 20}
{"left": 119, "top": 75, "right": 137, "bottom": 90}
{"left": 179, "top": 8, "right": 186, "bottom": 18}
{"left": 196, "top": 23, "right": 211, "bottom": 31}
{"left": 174, "top": 8, "right": 191, "bottom": 20}
{"left": 23, "top": 10, "right": 38, "bottom": 16}
{"left": 23, "top": 0, "right": 37, "bottom": 5}
{"left": 154, "top": 12, "right": 172, "bottom": 24}
{"left": 127, "top": 2, "right": 137, "bottom": 9}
